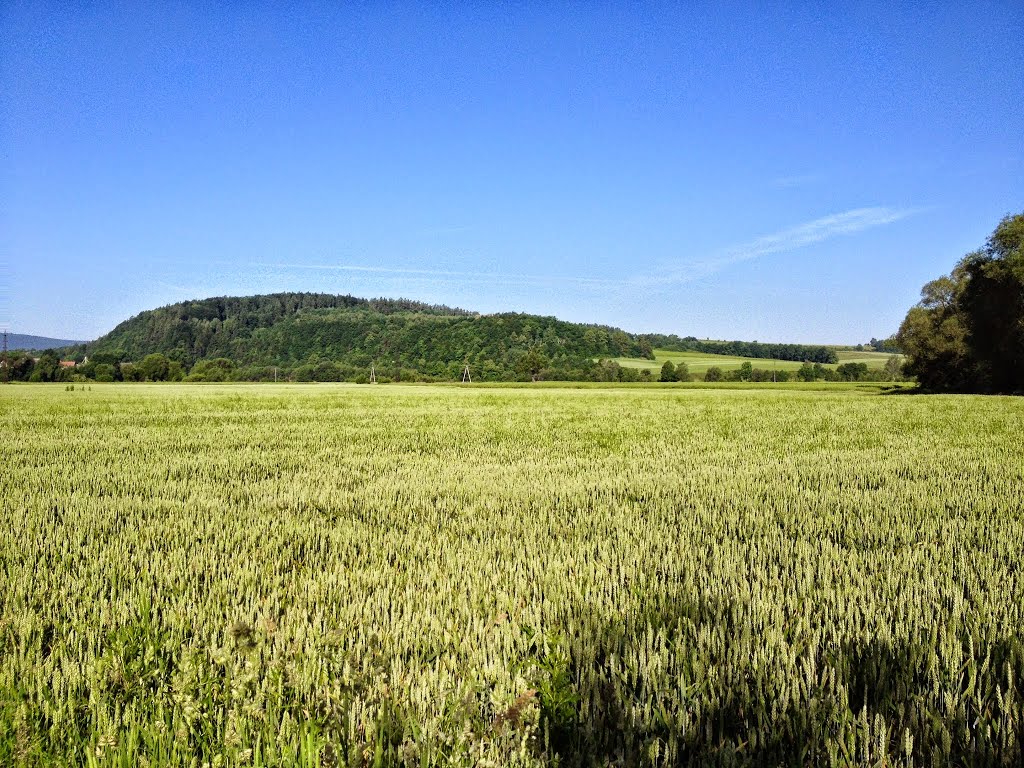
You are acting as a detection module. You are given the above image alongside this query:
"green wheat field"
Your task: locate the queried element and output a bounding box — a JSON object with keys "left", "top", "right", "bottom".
{"left": 2, "top": 384, "right": 1022, "bottom": 767}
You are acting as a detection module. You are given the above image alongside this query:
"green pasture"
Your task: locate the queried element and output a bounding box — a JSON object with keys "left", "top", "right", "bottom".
{"left": 612, "top": 347, "right": 901, "bottom": 373}
{"left": 834, "top": 349, "right": 901, "bottom": 365}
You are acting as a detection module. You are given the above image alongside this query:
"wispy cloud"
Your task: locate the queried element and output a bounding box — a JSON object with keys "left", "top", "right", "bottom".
{"left": 642, "top": 206, "right": 922, "bottom": 286}
{"left": 245, "top": 205, "right": 920, "bottom": 296}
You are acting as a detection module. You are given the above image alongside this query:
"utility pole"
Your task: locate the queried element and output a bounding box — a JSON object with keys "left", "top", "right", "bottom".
{"left": 462, "top": 364, "right": 472, "bottom": 383}
{"left": 1, "top": 330, "right": 7, "bottom": 384}
{"left": 273, "top": 366, "right": 278, "bottom": 383}
{"left": 369, "top": 364, "right": 376, "bottom": 384}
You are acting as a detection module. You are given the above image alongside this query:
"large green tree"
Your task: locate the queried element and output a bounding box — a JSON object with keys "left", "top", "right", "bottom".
{"left": 898, "top": 212, "right": 1024, "bottom": 392}
{"left": 958, "top": 213, "right": 1024, "bottom": 391}
{"left": 138, "top": 353, "right": 171, "bottom": 381}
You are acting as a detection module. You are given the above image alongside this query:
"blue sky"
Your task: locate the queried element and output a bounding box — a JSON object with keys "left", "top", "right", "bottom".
{"left": 2, "top": 2, "right": 1022, "bottom": 343}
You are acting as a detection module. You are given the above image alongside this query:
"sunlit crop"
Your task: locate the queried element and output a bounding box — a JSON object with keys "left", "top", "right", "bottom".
{"left": 1, "top": 383, "right": 1022, "bottom": 766}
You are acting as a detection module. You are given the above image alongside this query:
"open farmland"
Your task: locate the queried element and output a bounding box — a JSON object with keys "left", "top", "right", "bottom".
{"left": 612, "top": 349, "right": 813, "bottom": 374}
{"left": 612, "top": 348, "right": 901, "bottom": 374}
{"left": 2, "top": 384, "right": 1022, "bottom": 766}
{"left": 834, "top": 349, "right": 902, "bottom": 366}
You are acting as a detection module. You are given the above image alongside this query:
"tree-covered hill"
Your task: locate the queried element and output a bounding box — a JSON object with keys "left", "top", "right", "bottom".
{"left": 81, "top": 292, "right": 652, "bottom": 381}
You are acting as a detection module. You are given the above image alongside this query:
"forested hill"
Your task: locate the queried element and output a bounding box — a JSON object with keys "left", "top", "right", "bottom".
{"left": 63, "top": 292, "right": 852, "bottom": 382}
{"left": 82, "top": 292, "right": 652, "bottom": 380}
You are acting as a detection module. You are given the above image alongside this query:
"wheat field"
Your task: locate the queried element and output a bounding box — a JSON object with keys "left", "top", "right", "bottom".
{"left": 1, "top": 383, "right": 1022, "bottom": 766}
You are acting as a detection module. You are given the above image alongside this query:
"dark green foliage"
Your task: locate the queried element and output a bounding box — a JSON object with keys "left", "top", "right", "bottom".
{"left": 1, "top": 351, "right": 38, "bottom": 381}
{"left": 516, "top": 347, "right": 550, "bottom": 381}
{"left": 89, "top": 294, "right": 464, "bottom": 364}
{"left": 882, "top": 355, "right": 904, "bottom": 381}
{"left": 640, "top": 335, "right": 838, "bottom": 364}
{"left": 85, "top": 293, "right": 652, "bottom": 382}
{"left": 898, "top": 272, "right": 973, "bottom": 391}
{"left": 719, "top": 364, "right": 794, "bottom": 382}
{"left": 958, "top": 214, "right": 1024, "bottom": 392}
{"left": 121, "top": 362, "right": 143, "bottom": 382}
{"left": 93, "top": 363, "right": 117, "bottom": 382}
{"left": 796, "top": 361, "right": 902, "bottom": 384}
{"left": 870, "top": 336, "right": 902, "bottom": 353}
{"left": 899, "top": 212, "right": 1024, "bottom": 393}
{"left": 836, "top": 362, "right": 868, "bottom": 381}
{"left": 27, "top": 352, "right": 70, "bottom": 383}
{"left": 750, "top": 367, "right": 790, "bottom": 382}
{"left": 185, "top": 358, "right": 236, "bottom": 382}
{"left": 137, "top": 353, "right": 169, "bottom": 382}
{"left": 659, "top": 360, "right": 677, "bottom": 382}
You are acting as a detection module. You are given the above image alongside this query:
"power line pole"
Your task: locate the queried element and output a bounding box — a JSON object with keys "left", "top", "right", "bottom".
{"left": 369, "top": 364, "right": 376, "bottom": 384}
{"left": 462, "top": 364, "right": 472, "bottom": 383}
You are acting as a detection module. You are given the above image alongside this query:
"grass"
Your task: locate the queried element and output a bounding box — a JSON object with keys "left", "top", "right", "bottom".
{"left": 834, "top": 349, "right": 902, "bottom": 365}
{"left": 612, "top": 347, "right": 902, "bottom": 373}
{"left": 1, "top": 383, "right": 1021, "bottom": 766}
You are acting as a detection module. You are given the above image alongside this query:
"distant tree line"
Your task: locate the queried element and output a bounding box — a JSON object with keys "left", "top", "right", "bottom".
{"left": 1, "top": 351, "right": 70, "bottom": 382}
{"left": 898, "top": 211, "right": 1024, "bottom": 393}
{"left": 3, "top": 349, "right": 904, "bottom": 385}
{"left": 697, "top": 359, "right": 903, "bottom": 384}
{"left": 0, "top": 350, "right": 188, "bottom": 383}
{"left": 638, "top": 335, "right": 839, "bottom": 364}
{"left": 867, "top": 336, "right": 902, "bottom": 354}
{"left": 2, "top": 351, "right": 661, "bottom": 384}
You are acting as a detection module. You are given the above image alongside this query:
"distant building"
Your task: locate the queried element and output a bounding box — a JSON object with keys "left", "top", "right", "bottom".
{"left": 59, "top": 360, "right": 76, "bottom": 368}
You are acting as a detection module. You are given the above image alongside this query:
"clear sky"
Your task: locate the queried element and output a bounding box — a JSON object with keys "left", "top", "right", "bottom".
{"left": 2, "top": 2, "right": 1022, "bottom": 343}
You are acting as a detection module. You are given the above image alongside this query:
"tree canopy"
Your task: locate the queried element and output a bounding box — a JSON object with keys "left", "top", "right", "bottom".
{"left": 898, "top": 211, "right": 1024, "bottom": 393}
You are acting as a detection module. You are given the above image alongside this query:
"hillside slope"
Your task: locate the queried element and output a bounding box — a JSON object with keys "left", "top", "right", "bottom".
{"left": 85, "top": 293, "right": 651, "bottom": 379}
{"left": 6, "top": 333, "right": 88, "bottom": 350}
